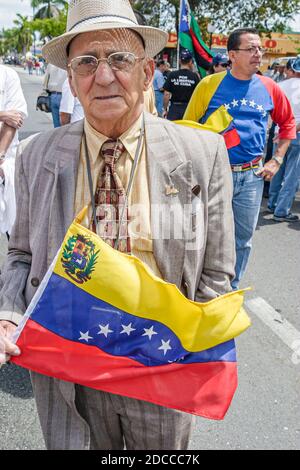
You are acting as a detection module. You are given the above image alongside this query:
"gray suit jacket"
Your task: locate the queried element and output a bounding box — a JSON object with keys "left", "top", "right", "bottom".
{"left": 0, "top": 113, "right": 235, "bottom": 448}
{"left": 0, "top": 112, "right": 235, "bottom": 324}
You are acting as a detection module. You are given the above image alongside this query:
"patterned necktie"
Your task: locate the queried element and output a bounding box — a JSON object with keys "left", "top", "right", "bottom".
{"left": 93, "top": 139, "right": 131, "bottom": 253}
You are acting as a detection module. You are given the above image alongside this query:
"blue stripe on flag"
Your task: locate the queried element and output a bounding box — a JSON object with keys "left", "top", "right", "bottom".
{"left": 31, "top": 273, "right": 237, "bottom": 366}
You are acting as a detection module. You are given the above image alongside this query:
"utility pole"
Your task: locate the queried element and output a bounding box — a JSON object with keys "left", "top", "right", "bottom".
{"left": 32, "top": 5, "right": 36, "bottom": 56}
{"left": 207, "top": 23, "right": 216, "bottom": 49}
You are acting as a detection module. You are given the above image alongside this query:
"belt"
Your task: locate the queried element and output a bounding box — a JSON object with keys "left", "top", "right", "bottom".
{"left": 231, "top": 156, "right": 262, "bottom": 172}
{"left": 50, "top": 91, "right": 62, "bottom": 95}
{"left": 171, "top": 102, "right": 187, "bottom": 105}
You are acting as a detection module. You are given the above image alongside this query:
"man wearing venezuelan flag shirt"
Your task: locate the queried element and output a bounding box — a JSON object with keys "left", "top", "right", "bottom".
{"left": 184, "top": 28, "right": 296, "bottom": 289}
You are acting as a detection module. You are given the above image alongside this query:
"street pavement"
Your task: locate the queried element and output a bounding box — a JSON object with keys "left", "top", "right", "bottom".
{"left": 0, "top": 67, "right": 299, "bottom": 450}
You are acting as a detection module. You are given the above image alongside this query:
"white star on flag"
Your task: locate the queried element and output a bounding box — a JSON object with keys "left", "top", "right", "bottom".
{"left": 120, "top": 323, "right": 136, "bottom": 336}
{"left": 78, "top": 331, "right": 93, "bottom": 342}
{"left": 224, "top": 103, "right": 231, "bottom": 111}
{"left": 231, "top": 99, "right": 239, "bottom": 107}
{"left": 249, "top": 100, "right": 256, "bottom": 108}
{"left": 241, "top": 98, "right": 248, "bottom": 106}
{"left": 257, "top": 104, "right": 264, "bottom": 112}
{"left": 182, "top": 15, "right": 188, "bottom": 23}
{"left": 142, "top": 326, "right": 158, "bottom": 340}
{"left": 262, "top": 111, "right": 267, "bottom": 117}
{"left": 158, "top": 339, "right": 172, "bottom": 356}
{"left": 97, "top": 324, "right": 113, "bottom": 338}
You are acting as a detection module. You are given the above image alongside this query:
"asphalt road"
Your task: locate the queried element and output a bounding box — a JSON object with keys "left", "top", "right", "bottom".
{"left": 0, "top": 67, "right": 299, "bottom": 450}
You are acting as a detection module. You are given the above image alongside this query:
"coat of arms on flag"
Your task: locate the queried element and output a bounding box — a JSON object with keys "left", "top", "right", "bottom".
{"left": 61, "top": 233, "right": 100, "bottom": 284}
{"left": 11, "top": 209, "right": 251, "bottom": 420}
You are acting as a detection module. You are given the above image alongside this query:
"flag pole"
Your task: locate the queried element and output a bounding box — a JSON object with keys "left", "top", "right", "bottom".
{"left": 177, "top": 0, "right": 183, "bottom": 70}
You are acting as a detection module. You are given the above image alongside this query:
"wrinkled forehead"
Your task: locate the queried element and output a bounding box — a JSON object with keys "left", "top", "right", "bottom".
{"left": 68, "top": 28, "right": 145, "bottom": 57}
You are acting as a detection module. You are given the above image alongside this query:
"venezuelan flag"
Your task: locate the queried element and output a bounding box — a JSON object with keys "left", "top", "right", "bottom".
{"left": 11, "top": 214, "right": 250, "bottom": 419}
{"left": 175, "top": 106, "right": 241, "bottom": 150}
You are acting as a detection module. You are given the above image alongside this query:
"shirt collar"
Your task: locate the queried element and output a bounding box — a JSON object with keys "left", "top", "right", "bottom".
{"left": 84, "top": 113, "right": 144, "bottom": 163}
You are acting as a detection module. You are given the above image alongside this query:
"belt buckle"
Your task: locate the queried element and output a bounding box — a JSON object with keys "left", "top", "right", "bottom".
{"left": 232, "top": 165, "right": 242, "bottom": 172}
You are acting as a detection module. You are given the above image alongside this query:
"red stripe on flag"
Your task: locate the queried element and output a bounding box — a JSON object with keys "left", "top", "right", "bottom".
{"left": 223, "top": 129, "right": 241, "bottom": 149}
{"left": 189, "top": 28, "right": 212, "bottom": 63}
{"left": 12, "top": 320, "right": 238, "bottom": 420}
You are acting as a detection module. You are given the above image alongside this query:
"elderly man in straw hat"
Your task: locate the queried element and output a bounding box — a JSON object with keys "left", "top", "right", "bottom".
{"left": 0, "top": 0, "right": 236, "bottom": 450}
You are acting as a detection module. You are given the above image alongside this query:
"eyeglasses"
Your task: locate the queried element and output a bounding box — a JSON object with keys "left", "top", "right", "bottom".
{"left": 233, "top": 47, "right": 266, "bottom": 55}
{"left": 219, "top": 62, "right": 229, "bottom": 68}
{"left": 68, "top": 52, "right": 145, "bottom": 76}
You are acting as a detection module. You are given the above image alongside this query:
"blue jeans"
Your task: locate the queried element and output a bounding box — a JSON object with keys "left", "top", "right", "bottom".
{"left": 154, "top": 90, "right": 164, "bottom": 116}
{"left": 50, "top": 93, "right": 62, "bottom": 128}
{"left": 231, "top": 167, "right": 264, "bottom": 290}
{"left": 268, "top": 134, "right": 300, "bottom": 216}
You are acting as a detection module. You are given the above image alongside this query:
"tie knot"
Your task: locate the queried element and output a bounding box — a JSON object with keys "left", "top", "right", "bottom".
{"left": 101, "top": 139, "right": 126, "bottom": 165}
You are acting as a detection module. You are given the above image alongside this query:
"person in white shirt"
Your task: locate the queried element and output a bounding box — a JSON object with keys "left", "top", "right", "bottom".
{"left": 43, "top": 63, "right": 67, "bottom": 127}
{"left": 268, "top": 57, "right": 300, "bottom": 222}
{"left": 0, "top": 65, "right": 27, "bottom": 237}
{"left": 59, "top": 78, "right": 84, "bottom": 125}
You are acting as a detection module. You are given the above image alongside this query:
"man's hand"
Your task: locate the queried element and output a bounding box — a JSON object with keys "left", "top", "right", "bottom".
{"left": 0, "top": 320, "right": 20, "bottom": 365}
{"left": 256, "top": 159, "right": 280, "bottom": 181}
{"left": 0, "top": 111, "right": 24, "bottom": 129}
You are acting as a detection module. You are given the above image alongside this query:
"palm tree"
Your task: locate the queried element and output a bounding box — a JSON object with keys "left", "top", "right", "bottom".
{"left": 13, "top": 14, "right": 33, "bottom": 55}
{"left": 0, "top": 28, "right": 18, "bottom": 56}
{"left": 30, "top": 1, "right": 67, "bottom": 19}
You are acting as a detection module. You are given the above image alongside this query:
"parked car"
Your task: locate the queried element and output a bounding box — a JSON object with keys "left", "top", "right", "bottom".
{"left": 270, "top": 56, "right": 297, "bottom": 68}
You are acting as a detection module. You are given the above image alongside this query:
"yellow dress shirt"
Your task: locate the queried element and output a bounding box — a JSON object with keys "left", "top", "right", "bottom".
{"left": 74, "top": 113, "right": 162, "bottom": 278}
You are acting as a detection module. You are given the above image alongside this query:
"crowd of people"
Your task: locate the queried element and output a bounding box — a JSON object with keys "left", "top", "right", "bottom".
{"left": 25, "top": 57, "right": 46, "bottom": 76}
{"left": 0, "top": 0, "right": 299, "bottom": 451}
{"left": 153, "top": 41, "right": 299, "bottom": 289}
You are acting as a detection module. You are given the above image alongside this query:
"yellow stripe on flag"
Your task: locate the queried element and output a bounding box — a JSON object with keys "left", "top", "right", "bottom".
{"left": 175, "top": 105, "right": 233, "bottom": 134}
{"left": 54, "top": 215, "right": 251, "bottom": 353}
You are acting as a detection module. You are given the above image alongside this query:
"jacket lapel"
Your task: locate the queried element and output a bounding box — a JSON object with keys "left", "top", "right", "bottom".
{"left": 44, "top": 120, "right": 84, "bottom": 265}
{"left": 43, "top": 116, "right": 193, "bottom": 284}
{"left": 145, "top": 113, "right": 192, "bottom": 286}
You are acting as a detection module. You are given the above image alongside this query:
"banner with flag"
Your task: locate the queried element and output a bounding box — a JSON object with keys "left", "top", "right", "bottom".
{"left": 179, "top": 0, "right": 214, "bottom": 77}
{"left": 11, "top": 210, "right": 250, "bottom": 420}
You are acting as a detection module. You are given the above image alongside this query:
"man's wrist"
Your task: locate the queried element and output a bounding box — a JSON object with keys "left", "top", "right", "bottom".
{"left": 271, "top": 155, "right": 284, "bottom": 166}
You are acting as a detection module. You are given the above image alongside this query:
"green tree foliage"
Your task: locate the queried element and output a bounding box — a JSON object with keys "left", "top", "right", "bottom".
{"left": 0, "top": 29, "right": 20, "bottom": 56}
{"left": 130, "top": 1, "right": 161, "bottom": 27}
{"left": 0, "top": 1, "right": 67, "bottom": 56}
{"left": 13, "top": 14, "right": 34, "bottom": 54}
{"left": 31, "top": 0, "right": 67, "bottom": 19}
{"left": 0, "top": 14, "right": 33, "bottom": 55}
{"left": 131, "top": 0, "right": 300, "bottom": 34}
{"left": 30, "top": 6, "right": 67, "bottom": 40}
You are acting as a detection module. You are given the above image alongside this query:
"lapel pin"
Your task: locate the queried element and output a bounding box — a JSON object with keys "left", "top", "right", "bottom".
{"left": 165, "top": 184, "right": 179, "bottom": 196}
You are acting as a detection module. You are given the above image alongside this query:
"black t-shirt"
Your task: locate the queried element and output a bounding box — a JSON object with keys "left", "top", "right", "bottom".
{"left": 163, "top": 69, "right": 200, "bottom": 103}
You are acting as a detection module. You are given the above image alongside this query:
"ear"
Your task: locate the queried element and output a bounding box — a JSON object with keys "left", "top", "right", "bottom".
{"left": 228, "top": 50, "right": 235, "bottom": 63}
{"left": 143, "top": 58, "right": 155, "bottom": 91}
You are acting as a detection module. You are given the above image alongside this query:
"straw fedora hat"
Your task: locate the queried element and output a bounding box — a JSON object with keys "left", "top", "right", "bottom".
{"left": 42, "top": 0, "right": 168, "bottom": 70}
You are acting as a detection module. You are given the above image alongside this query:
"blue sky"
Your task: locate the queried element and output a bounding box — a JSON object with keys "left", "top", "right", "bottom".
{"left": 1, "top": 0, "right": 300, "bottom": 31}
